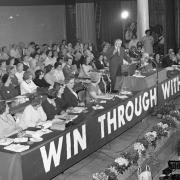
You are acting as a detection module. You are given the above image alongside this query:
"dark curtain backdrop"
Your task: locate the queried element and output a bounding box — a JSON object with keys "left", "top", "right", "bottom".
{"left": 165, "top": 0, "right": 176, "bottom": 52}
{"left": 99, "top": 0, "right": 136, "bottom": 44}
{"left": 65, "top": 0, "right": 76, "bottom": 45}
{"left": 175, "top": 0, "right": 180, "bottom": 49}
{"left": 149, "top": 0, "right": 165, "bottom": 32}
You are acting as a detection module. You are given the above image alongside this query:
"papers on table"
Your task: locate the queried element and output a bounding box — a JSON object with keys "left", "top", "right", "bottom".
{"left": 98, "top": 94, "right": 114, "bottom": 100}
{"left": 132, "top": 74, "right": 146, "bottom": 78}
{"left": 4, "top": 144, "right": 30, "bottom": 152}
{"left": 30, "top": 137, "right": 43, "bottom": 142}
{"left": 0, "top": 138, "right": 14, "bottom": 146}
{"left": 14, "top": 137, "right": 28, "bottom": 143}
{"left": 67, "top": 107, "right": 87, "bottom": 114}
{"left": 114, "top": 95, "right": 128, "bottom": 99}
{"left": 66, "top": 115, "right": 78, "bottom": 122}
{"left": 92, "top": 105, "right": 104, "bottom": 110}
{"left": 25, "top": 129, "right": 53, "bottom": 138}
{"left": 120, "top": 91, "right": 132, "bottom": 95}
{"left": 36, "top": 121, "right": 52, "bottom": 129}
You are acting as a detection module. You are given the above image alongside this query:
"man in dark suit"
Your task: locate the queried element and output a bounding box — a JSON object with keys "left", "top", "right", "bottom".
{"left": 106, "top": 39, "right": 131, "bottom": 92}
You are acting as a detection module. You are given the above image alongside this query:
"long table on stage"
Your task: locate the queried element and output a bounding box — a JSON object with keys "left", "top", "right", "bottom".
{"left": 0, "top": 70, "right": 180, "bottom": 180}
{"left": 115, "top": 68, "right": 167, "bottom": 91}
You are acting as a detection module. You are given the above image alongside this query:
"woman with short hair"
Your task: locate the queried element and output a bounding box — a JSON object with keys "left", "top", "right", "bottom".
{"left": 20, "top": 71, "right": 37, "bottom": 94}
{"left": 0, "top": 74, "right": 19, "bottom": 100}
{"left": 17, "top": 96, "right": 47, "bottom": 129}
{"left": 0, "top": 101, "right": 21, "bottom": 138}
{"left": 33, "top": 69, "right": 50, "bottom": 88}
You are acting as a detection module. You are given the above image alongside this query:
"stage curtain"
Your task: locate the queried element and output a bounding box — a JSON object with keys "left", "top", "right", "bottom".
{"left": 75, "top": 2, "right": 96, "bottom": 46}
{"left": 175, "top": 0, "right": 180, "bottom": 49}
{"left": 164, "top": 0, "right": 176, "bottom": 52}
{"left": 99, "top": 0, "right": 136, "bottom": 44}
{"left": 65, "top": 1, "right": 77, "bottom": 45}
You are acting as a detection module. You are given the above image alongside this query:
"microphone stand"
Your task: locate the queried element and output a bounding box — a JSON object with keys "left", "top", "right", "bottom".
{"left": 149, "top": 58, "right": 159, "bottom": 106}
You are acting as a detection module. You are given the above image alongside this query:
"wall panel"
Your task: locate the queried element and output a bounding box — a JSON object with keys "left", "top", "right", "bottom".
{"left": 0, "top": 5, "right": 66, "bottom": 46}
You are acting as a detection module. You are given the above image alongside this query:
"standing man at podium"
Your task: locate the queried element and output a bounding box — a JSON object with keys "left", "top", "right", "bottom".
{"left": 106, "top": 39, "right": 131, "bottom": 93}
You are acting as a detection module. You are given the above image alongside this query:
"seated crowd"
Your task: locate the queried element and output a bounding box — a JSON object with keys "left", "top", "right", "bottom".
{"left": 0, "top": 39, "right": 179, "bottom": 138}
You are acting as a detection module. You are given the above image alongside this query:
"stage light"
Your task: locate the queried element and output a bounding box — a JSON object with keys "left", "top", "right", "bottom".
{"left": 121, "top": 10, "right": 129, "bottom": 19}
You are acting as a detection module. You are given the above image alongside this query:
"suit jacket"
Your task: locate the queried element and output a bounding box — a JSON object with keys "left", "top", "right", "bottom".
{"left": 62, "top": 87, "right": 78, "bottom": 109}
{"left": 106, "top": 46, "right": 131, "bottom": 65}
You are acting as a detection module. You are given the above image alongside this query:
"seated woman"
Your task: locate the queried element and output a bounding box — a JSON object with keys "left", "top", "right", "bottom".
{"left": 44, "top": 64, "right": 55, "bottom": 87}
{"left": 86, "top": 72, "right": 103, "bottom": 103}
{"left": 54, "top": 83, "right": 66, "bottom": 114}
{"left": 62, "top": 78, "right": 79, "bottom": 109}
{"left": 0, "top": 74, "right": 19, "bottom": 100}
{"left": 63, "top": 58, "right": 78, "bottom": 80}
{"left": 20, "top": 71, "right": 37, "bottom": 95}
{"left": 33, "top": 69, "right": 50, "bottom": 88}
{"left": 0, "top": 101, "right": 21, "bottom": 138}
{"left": 52, "top": 62, "right": 65, "bottom": 83}
{"left": 17, "top": 95, "right": 47, "bottom": 129}
{"left": 7, "top": 66, "right": 19, "bottom": 89}
{"left": 94, "top": 54, "right": 107, "bottom": 70}
{"left": 0, "top": 60, "right": 7, "bottom": 78}
{"left": 78, "top": 56, "right": 93, "bottom": 78}
{"left": 41, "top": 89, "right": 60, "bottom": 120}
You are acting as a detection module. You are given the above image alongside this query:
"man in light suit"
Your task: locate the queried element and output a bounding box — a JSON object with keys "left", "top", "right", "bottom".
{"left": 106, "top": 39, "right": 131, "bottom": 92}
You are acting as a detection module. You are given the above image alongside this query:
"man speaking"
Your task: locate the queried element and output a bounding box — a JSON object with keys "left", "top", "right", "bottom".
{"left": 106, "top": 39, "right": 131, "bottom": 93}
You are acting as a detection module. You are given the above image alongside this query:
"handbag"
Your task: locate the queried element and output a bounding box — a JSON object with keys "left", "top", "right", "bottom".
{"left": 137, "top": 165, "right": 152, "bottom": 180}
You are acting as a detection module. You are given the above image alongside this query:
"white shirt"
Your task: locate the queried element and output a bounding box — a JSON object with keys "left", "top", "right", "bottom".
{"left": 52, "top": 69, "right": 65, "bottom": 82}
{"left": 20, "top": 80, "right": 37, "bottom": 95}
{"left": 17, "top": 105, "right": 47, "bottom": 129}
{"left": 44, "top": 57, "right": 56, "bottom": 66}
{"left": 15, "top": 71, "right": 25, "bottom": 84}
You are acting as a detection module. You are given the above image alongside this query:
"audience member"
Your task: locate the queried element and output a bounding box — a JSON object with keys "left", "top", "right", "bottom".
{"left": 86, "top": 72, "right": 103, "bottom": 103}
{"left": 15, "top": 63, "right": 25, "bottom": 84}
{"left": 63, "top": 58, "right": 78, "bottom": 80}
{"left": 41, "top": 89, "right": 59, "bottom": 120}
{"left": 33, "top": 69, "right": 50, "bottom": 88}
{"left": 0, "top": 101, "right": 21, "bottom": 138}
{"left": 20, "top": 71, "right": 37, "bottom": 94}
{"left": 17, "top": 96, "right": 47, "bottom": 129}
{"left": 62, "top": 78, "right": 79, "bottom": 109}
{"left": 0, "top": 74, "right": 19, "bottom": 100}
{"left": 52, "top": 62, "right": 65, "bottom": 83}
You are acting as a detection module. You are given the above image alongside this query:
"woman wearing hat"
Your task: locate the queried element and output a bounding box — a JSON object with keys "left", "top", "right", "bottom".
{"left": 141, "top": 29, "right": 154, "bottom": 56}
{"left": 86, "top": 72, "right": 103, "bottom": 103}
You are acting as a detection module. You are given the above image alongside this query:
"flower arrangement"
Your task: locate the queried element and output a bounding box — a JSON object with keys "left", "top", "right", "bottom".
{"left": 170, "top": 110, "right": 180, "bottom": 122}
{"left": 144, "top": 131, "right": 157, "bottom": 148}
{"left": 104, "top": 168, "right": 118, "bottom": 180}
{"left": 152, "top": 124, "right": 168, "bottom": 140}
{"left": 92, "top": 103, "right": 178, "bottom": 180}
{"left": 121, "top": 150, "right": 139, "bottom": 166}
{"left": 134, "top": 142, "right": 146, "bottom": 157}
{"left": 136, "top": 137, "right": 149, "bottom": 150}
{"left": 92, "top": 171, "right": 108, "bottom": 180}
{"left": 152, "top": 101, "right": 175, "bottom": 116}
{"left": 161, "top": 115, "right": 177, "bottom": 128}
